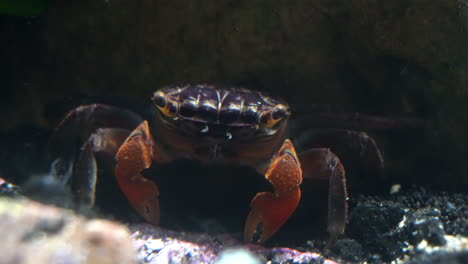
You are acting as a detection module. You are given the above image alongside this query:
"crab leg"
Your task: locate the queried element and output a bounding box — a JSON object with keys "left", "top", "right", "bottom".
{"left": 49, "top": 104, "right": 144, "bottom": 157}
{"left": 245, "top": 139, "right": 302, "bottom": 243}
{"left": 299, "top": 148, "right": 347, "bottom": 248}
{"left": 115, "top": 121, "right": 160, "bottom": 225}
{"left": 73, "top": 128, "right": 131, "bottom": 207}
{"left": 49, "top": 104, "right": 144, "bottom": 185}
{"left": 294, "top": 128, "right": 384, "bottom": 190}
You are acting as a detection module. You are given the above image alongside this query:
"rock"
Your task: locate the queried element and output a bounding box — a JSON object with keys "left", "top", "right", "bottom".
{"left": 215, "top": 249, "right": 262, "bottom": 264}
{"left": 347, "top": 200, "right": 405, "bottom": 242}
{"left": 0, "top": 180, "right": 467, "bottom": 264}
{"left": 35, "top": 0, "right": 468, "bottom": 114}
{"left": 332, "top": 238, "right": 365, "bottom": 262}
{"left": 0, "top": 197, "right": 137, "bottom": 264}
{"left": 130, "top": 223, "right": 342, "bottom": 264}
{"left": 341, "top": 189, "right": 468, "bottom": 263}
{"left": 346, "top": 199, "right": 406, "bottom": 261}
{"left": 403, "top": 250, "right": 468, "bottom": 264}
{"left": 406, "top": 208, "right": 447, "bottom": 246}
{"left": 263, "top": 247, "right": 340, "bottom": 264}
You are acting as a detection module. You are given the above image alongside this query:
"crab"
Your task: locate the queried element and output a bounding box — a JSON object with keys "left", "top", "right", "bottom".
{"left": 48, "top": 84, "right": 383, "bottom": 245}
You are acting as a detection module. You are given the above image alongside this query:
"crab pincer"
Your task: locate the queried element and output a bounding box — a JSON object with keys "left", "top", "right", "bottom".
{"left": 244, "top": 139, "right": 302, "bottom": 243}
{"left": 115, "top": 121, "right": 161, "bottom": 225}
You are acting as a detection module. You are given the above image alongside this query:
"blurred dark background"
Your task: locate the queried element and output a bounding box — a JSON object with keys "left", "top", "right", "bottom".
{"left": 1, "top": 0, "right": 467, "bottom": 197}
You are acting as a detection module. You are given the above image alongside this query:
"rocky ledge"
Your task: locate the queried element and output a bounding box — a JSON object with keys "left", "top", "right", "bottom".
{"left": 0, "top": 186, "right": 466, "bottom": 264}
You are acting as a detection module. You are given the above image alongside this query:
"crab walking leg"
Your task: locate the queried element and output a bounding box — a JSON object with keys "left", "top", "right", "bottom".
{"left": 299, "top": 148, "right": 347, "bottom": 248}
{"left": 73, "top": 128, "right": 132, "bottom": 208}
{"left": 49, "top": 104, "right": 144, "bottom": 186}
{"left": 115, "top": 121, "right": 160, "bottom": 225}
{"left": 294, "top": 129, "right": 384, "bottom": 177}
{"left": 245, "top": 139, "right": 303, "bottom": 243}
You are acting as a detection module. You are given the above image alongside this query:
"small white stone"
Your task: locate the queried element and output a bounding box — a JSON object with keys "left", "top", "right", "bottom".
{"left": 390, "top": 184, "right": 401, "bottom": 194}
{"left": 145, "top": 239, "right": 165, "bottom": 252}
{"left": 215, "top": 248, "right": 261, "bottom": 264}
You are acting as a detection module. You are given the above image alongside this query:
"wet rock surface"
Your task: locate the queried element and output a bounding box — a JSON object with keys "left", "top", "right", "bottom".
{"left": 1, "top": 184, "right": 465, "bottom": 264}
{"left": 0, "top": 197, "right": 137, "bottom": 264}
{"left": 127, "top": 186, "right": 468, "bottom": 264}
{"left": 329, "top": 188, "right": 468, "bottom": 263}
{"left": 130, "top": 224, "right": 340, "bottom": 264}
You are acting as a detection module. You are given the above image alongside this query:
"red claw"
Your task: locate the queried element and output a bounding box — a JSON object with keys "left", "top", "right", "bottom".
{"left": 115, "top": 121, "right": 160, "bottom": 225}
{"left": 245, "top": 139, "right": 303, "bottom": 243}
{"left": 245, "top": 188, "right": 301, "bottom": 243}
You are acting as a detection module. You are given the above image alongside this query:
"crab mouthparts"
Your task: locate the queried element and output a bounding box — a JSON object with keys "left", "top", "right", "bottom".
{"left": 199, "top": 124, "right": 234, "bottom": 141}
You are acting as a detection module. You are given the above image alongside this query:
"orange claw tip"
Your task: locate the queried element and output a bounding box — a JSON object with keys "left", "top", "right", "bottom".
{"left": 244, "top": 188, "right": 301, "bottom": 243}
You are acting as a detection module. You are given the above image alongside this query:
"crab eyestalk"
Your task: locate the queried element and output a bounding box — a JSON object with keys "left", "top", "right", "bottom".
{"left": 259, "top": 104, "right": 290, "bottom": 128}
{"left": 152, "top": 91, "right": 178, "bottom": 118}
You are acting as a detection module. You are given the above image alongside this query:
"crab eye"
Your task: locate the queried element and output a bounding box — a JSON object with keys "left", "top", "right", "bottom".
{"left": 153, "top": 91, "right": 178, "bottom": 118}
{"left": 260, "top": 104, "right": 289, "bottom": 127}
{"left": 152, "top": 91, "right": 167, "bottom": 108}
{"left": 272, "top": 104, "right": 288, "bottom": 120}
{"left": 167, "top": 101, "right": 178, "bottom": 116}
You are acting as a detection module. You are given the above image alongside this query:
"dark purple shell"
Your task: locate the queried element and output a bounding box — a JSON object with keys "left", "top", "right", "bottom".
{"left": 157, "top": 84, "right": 288, "bottom": 126}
